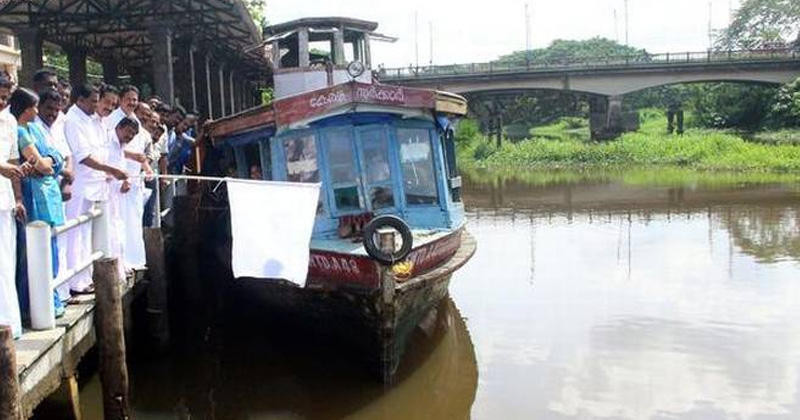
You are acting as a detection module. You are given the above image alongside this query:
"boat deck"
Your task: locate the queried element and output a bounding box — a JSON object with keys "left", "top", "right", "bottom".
{"left": 399, "top": 231, "right": 477, "bottom": 291}
{"left": 311, "top": 228, "right": 457, "bottom": 255}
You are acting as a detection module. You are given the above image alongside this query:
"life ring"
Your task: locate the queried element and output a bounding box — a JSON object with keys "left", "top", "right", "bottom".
{"left": 362, "top": 215, "right": 413, "bottom": 265}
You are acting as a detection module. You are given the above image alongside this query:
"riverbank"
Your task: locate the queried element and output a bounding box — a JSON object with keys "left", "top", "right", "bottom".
{"left": 456, "top": 114, "right": 800, "bottom": 173}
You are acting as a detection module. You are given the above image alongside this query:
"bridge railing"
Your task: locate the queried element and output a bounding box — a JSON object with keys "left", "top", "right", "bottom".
{"left": 378, "top": 48, "right": 799, "bottom": 79}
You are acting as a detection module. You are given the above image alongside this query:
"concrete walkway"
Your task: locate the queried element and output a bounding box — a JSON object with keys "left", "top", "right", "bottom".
{"left": 14, "top": 270, "right": 146, "bottom": 418}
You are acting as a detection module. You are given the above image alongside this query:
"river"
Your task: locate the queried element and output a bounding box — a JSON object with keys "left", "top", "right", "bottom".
{"left": 37, "top": 169, "right": 800, "bottom": 420}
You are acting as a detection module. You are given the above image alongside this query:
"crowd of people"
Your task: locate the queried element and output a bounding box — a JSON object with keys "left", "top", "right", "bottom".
{"left": 0, "top": 69, "right": 199, "bottom": 339}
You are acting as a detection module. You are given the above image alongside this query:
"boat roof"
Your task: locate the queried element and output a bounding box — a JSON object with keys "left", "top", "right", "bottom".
{"left": 207, "top": 82, "right": 468, "bottom": 146}
{"left": 265, "top": 17, "right": 379, "bottom": 37}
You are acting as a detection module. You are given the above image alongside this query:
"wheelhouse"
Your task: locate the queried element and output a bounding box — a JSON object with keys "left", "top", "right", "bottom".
{"left": 218, "top": 111, "right": 464, "bottom": 239}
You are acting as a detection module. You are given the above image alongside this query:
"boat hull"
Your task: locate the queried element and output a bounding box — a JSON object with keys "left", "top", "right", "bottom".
{"left": 233, "top": 231, "right": 476, "bottom": 382}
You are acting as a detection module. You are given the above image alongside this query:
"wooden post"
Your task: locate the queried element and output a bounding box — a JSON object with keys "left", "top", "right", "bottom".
{"left": 379, "top": 268, "right": 397, "bottom": 385}
{"left": 93, "top": 258, "right": 131, "bottom": 420}
{"left": 0, "top": 325, "right": 21, "bottom": 420}
{"left": 63, "top": 375, "right": 82, "bottom": 420}
{"left": 144, "top": 228, "right": 169, "bottom": 350}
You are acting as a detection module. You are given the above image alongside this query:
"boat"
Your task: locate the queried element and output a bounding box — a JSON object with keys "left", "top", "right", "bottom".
{"left": 201, "top": 17, "right": 477, "bottom": 382}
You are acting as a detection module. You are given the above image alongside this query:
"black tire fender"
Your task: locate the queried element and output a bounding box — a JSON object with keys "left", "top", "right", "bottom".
{"left": 362, "top": 215, "right": 413, "bottom": 265}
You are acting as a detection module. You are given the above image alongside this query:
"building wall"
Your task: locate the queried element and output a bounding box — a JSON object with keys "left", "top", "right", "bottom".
{"left": 0, "top": 34, "right": 20, "bottom": 80}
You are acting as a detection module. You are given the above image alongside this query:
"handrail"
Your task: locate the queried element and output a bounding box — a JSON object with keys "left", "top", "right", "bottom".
{"left": 378, "top": 48, "right": 800, "bottom": 79}
{"left": 52, "top": 251, "right": 104, "bottom": 289}
{"left": 26, "top": 201, "right": 111, "bottom": 330}
{"left": 52, "top": 207, "right": 103, "bottom": 236}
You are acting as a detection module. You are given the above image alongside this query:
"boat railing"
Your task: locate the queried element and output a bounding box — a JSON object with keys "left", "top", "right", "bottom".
{"left": 379, "top": 48, "right": 800, "bottom": 79}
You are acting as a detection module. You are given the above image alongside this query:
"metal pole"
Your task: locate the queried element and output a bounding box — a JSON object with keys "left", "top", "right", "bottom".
{"left": 189, "top": 46, "right": 197, "bottom": 111}
{"left": 624, "top": 0, "right": 629, "bottom": 46}
{"left": 91, "top": 201, "right": 111, "bottom": 259}
{"left": 708, "top": 2, "right": 714, "bottom": 51}
{"left": 525, "top": 3, "right": 531, "bottom": 68}
{"left": 429, "top": 21, "right": 434, "bottom": 66}
{"left": 414, "top": 11, "right": 419, "bottom": 68}
{"left": 26, "top": 221, "right": 55, "bottom": 330}
{"left": 154, "top": 174, "right": 163, "bottom": 229}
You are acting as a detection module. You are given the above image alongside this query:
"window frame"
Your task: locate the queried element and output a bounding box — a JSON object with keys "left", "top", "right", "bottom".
{"left": 355, "top": 125, "right": 398, "bottom": 214}
{"left": 393, "top": 124, "right": 443, "bottom": 209}
{"left": 320, "top": 125, "right": 365, "bottom": 215}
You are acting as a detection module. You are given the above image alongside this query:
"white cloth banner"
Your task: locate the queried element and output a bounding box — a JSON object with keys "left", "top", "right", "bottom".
{"left": 227, "top": 180, "right": 320, "bottom": 286}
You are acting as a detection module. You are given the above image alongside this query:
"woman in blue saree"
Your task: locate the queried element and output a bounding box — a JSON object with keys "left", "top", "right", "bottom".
{"left": 9, "top": 88, "right": 66, "bottom": 317}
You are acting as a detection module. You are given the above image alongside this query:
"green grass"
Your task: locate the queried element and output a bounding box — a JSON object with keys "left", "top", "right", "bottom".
{"left": 456, "top": 111, "right": 800, "bottom": 174}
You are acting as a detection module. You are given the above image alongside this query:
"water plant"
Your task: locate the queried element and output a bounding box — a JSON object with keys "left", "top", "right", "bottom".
{"left": 456, "top": 115, "right": 800, "bottom": 173}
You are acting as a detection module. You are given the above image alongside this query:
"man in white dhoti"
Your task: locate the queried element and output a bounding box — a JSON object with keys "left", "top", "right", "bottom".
{"left": 106, "top": 117, "right": 139, "bottom": 280}
{"left": 64, "top": 83, "right": 128, "bottom": 295}
{"left": 35, "top": 88, "right": 74, "bottom": 303}
{"left": 0, "top": 81, "right": 26, "bottom": 338}
{"left": 108, "top": 86, "right": 151, "bottom": 270}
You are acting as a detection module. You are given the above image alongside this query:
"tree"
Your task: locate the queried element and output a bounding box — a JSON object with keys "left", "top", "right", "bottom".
{"left": 243, "top": 0, "right": 268, "bottom": 29}
{"left": 496, "top": 37, "right": 647, "bottom": 67}
{"left": 716, "top": 0, "right": 800, "bottom": 50}
{"left": 685, "top": 83, "right": 778, "bottom": 130}
{"left": 766, "top": 77, "right": 800, "bottom": 127}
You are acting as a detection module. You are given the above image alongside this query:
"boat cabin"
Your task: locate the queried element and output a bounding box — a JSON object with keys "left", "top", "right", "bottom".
{"left": 206, "top": 18, "right": 468, "bottom": 242}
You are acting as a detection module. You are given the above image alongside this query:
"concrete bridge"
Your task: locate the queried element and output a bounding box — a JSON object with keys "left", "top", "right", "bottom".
{"left": 377, "top": 49, "right": 800, "bottom": 138}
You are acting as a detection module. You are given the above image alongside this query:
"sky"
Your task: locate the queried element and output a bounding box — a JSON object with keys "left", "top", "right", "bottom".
{"left": 265, "top": 0, "right": 741, "bottom": 69}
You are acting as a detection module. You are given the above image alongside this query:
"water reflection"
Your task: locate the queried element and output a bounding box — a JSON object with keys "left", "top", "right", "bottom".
{"left": 76, "top": 298, "right": 477, "bottom": 420}
{"left": 61, "top": 168, "right": 800, "bottom": 420}
{"left": 722, "top": 208, "right": 800, "bottom": 263}
{"left": 453, "top": 169, "right": 800, "bottom": 419}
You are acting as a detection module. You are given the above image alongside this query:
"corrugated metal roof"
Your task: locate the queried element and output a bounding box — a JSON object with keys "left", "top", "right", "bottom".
{"left": 0, "top": 0, "right": 268, "bottom": 76}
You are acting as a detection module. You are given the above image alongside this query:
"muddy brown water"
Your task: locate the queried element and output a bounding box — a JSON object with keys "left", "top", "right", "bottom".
{"left": 37, "top": 170, "right": 800, "bottom": 420}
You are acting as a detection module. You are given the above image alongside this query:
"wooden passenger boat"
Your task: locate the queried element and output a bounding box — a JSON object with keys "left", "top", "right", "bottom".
{"left": 202, "top": 17, "right": 476, "bottom": 382}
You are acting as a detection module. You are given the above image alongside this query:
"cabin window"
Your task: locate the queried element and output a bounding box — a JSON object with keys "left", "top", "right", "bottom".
{"left": 324, "top": 127, "right": 362, "bottom": 212}
{"left": 284, "top": 134, "right": 323, "bottom": 214}
{"left": 284, "top": 134, "right": 319, "bottom": 183}
{"left": 244, "top": 143, "right": 263, "bottom": 180}
{"left": 360, "top": 129, "right": 394, "bottom": 210}
{"left": 397, "top": 128, "right": 438, "bottom": 205}
{"left": 259, "top": 140, "right": 272, "bottom": 181}
{"left": 221, "top": 147, "right": 238, "bottom": 177}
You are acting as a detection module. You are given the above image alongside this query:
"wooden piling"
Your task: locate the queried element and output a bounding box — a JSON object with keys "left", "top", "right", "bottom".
{"left": 63, "top": 375, "right": 82, "bottom": 420}
{"left": 0, "top": 325, "right": 21, "bottom": 420}
{"left": 144, "top": 227, "right": 169, "bottom": 350}
{"left": 93, "top": 258, "right": 131, "bottom": 420}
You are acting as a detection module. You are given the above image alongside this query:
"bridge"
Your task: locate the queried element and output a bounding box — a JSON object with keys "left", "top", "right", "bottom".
{"left": 376, "top": 49, "right": 800, "bottom": 138}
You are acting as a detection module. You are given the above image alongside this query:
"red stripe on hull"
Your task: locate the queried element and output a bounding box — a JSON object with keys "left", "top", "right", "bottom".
{"left": 307, "top": 229, "right": 463, "bottom": 289}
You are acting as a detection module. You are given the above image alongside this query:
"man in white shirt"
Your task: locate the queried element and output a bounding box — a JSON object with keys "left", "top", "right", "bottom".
{"left": 35, "top": 88, "right": 75, "bottom": 302}
{"left": 106, "top": 117, "right": 138, "bottom": 280}
{"left": 64, "top": 83, "right": 128, "bottom": 295}
{"left": 0, "top": 78, "right": 26, "bottom": 338}
{"left": 108, "top": 86, "right": 151, "bottom": 270}
{"left": 35, "top": 89, "right": 73, "bottom": 186}
{"left": 98, "top": 84, "right": 119, "bottom": 131}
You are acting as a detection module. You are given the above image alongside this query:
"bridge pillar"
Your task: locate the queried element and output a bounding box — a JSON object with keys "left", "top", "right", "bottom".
{"left": 590, "top": 95, "right": 636, "bottom": 140}
{"left": 607, "top": 95, "right": 624, "bottom": 136}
